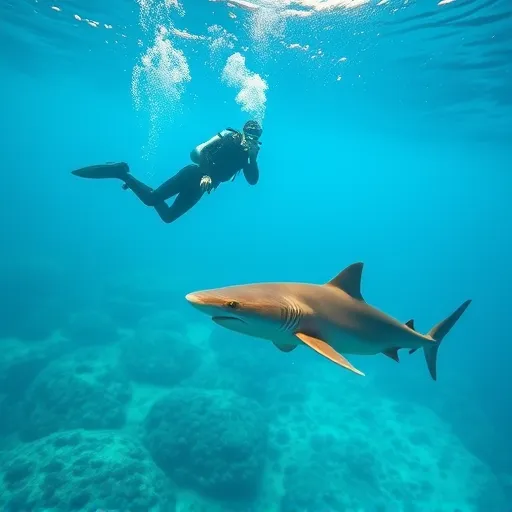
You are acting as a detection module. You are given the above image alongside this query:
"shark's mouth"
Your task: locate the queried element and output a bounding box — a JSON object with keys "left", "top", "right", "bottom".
{"left": 212, "top": 316, "right": 246, "bottom": 325}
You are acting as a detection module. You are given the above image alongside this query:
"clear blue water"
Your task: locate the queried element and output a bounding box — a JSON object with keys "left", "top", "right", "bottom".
{"left": 0, "top": 1, "right": 511, "bottom": 511}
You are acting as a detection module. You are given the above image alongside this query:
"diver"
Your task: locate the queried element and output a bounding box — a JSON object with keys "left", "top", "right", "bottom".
{"left": 71, "top": 120, "right": 263, "bottom": 224}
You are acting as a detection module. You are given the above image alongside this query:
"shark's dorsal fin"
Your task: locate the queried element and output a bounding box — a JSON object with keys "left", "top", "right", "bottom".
{"left": 272, "top": 341, "right": 297, "bottom": 353}
{"left": 405, "top": 319, "right": 415, "bottom": 330}
{"left": 295, "top": 332, "right": 365, "bottom": 376}
{"left": 326, "top": 262, "right": 365, "bottom": 301}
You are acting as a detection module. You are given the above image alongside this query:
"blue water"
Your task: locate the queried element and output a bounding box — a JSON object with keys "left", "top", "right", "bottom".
{"left": 0, "top": 0, "right": 511, "bottom": 510}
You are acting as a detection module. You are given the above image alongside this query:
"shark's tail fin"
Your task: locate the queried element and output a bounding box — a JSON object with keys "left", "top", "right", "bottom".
{"left": 422, "top": 299, "right": 472, "bottom": 381}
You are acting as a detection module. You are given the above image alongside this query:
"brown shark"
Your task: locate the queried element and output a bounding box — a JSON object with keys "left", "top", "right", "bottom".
{"left": 185, "top": 262, "right": 471, "bottom": 380}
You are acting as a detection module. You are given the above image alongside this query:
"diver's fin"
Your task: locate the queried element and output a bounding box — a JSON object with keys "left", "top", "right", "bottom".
{"left": 382, "top": 348, "right": 400, "bottom": 362}
{"left": 405, "top": 319, "right": 415, "bottom": 330}
{"left": 423, "top": 299, "right": 472, "bottom": 381}
{"left": 71, "top": 162, "right": 129, "bottom": 179}
{"left": 326, "top": 262, "right": 365, "bottom": 301}
{"left": 272, "top": 341, "right": 297, "bottom": 353}
{"left": 295, "top": 332, "right": 365, "bottom": 376}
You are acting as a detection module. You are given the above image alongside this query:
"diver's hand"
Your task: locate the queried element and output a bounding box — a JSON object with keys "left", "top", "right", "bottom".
{"left": 248, "top": 144, "right": 260, "bottom": 159}
{"left": 200, "top": 175, "right": 213, "bottom": 193}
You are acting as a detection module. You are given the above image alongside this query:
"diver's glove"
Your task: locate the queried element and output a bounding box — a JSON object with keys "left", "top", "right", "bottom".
{"left": 200, "top": 175, "right": 214, "bottom": 194}
{"left": 248, "top": 144, "right": 260, "bottom": 159}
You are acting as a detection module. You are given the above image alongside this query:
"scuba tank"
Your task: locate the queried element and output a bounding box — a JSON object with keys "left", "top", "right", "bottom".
{"left": 190, "top": 128, "right": 241, "bottom": 165}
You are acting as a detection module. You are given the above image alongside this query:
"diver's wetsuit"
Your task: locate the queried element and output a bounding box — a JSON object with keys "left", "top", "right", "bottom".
{"left": 72, "top": 128, "right": 259, "bottom": 224}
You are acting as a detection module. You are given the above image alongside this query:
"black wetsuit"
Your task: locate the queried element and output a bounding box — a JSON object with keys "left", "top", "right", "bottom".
{"left": 122, "top": 128, "right": 259, "bottom": 224}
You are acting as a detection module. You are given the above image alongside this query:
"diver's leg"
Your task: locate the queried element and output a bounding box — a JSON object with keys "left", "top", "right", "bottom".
{"left": 150, "top": 165, "right": 199, "bottom": 199}
{"left": 154, "top": 186, "right": 204, "bottom": 224}
{"left": 152, "top": 166, "right": 205, "bottom": 224}
{"left": 123, "top": 164, "right": 199, "bottom": 206}
{"left": 121, "top": 174, "right": 173, "bottom": 206}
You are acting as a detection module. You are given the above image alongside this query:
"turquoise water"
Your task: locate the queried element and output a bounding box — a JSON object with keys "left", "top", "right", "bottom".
{"left": 0, "top": 0, "right": 511, "bottom": 510}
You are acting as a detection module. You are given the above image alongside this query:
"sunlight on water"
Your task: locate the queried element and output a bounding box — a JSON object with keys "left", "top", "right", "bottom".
{"left": 211, "top": 0, "right": 373, "bottom": 17}
{"left": 137, "top": 0, "right": 185, "bottom": 31}
{"left": 249, "top": 4, "right": 287, "bottom": 46}
{"left": 221, "top": 52, "right": 268, "bottom": 124}
{"left": 123, "top": 0, "right": 471, "bottom": 159}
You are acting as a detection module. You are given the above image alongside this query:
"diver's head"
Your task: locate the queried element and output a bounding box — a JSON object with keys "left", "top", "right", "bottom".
{"left": 243, "top": 120, "right": 263, "bottom": 143}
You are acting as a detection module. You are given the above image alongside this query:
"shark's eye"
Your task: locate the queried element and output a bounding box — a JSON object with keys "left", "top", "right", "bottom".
{"left": 226, "top": 301, "right": 240, "bottom": 309}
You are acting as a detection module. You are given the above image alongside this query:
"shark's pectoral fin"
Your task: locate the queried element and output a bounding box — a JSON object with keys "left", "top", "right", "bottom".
{"left": 272, "top": 341, "right": 297, "bottom": 353}
{"left": 409, "top": 348, "right": 419, "bottom": 355}
{"left": 295, "top": 332, "right": 365, "bottom": 376}
{"left": 382, "top": 348, "right": 400, "bottom": 362}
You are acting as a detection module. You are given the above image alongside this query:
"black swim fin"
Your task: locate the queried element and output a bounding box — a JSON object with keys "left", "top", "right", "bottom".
{"left": 71, "top": 162, "right": 129, "bottom": 179}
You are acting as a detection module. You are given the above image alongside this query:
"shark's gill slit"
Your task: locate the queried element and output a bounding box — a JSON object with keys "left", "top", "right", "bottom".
{"left": 281, "top": 298, "right": 302, "bottom": 332}
{"left": 280, "top": 304, "right": 290, "bottom": 331}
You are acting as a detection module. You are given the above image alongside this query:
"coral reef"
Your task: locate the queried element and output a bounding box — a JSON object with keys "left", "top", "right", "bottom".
{"left": 0, "top": 337, "right": 72, "bottom": 399}
{"left": 0, "top": 299, "right": 508, "bottom": 512}
{"left": 144, "top": 388, "right": 268, "bottom": 501}
{"left": 20, "top": 348, "right": 132, "bottom": 441}
{"left": 0, "top": 337, "right": 73, "bottom": 439}
{"left": 0, "top": 430, "right": 176, "bottom": 511}
{"left": 274, "top": 387, "right": 508, "bottom": 512}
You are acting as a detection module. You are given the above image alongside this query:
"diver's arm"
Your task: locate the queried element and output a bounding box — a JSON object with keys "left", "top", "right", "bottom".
{"left": 243, "top": 155, "right": 259, "bottom": 185}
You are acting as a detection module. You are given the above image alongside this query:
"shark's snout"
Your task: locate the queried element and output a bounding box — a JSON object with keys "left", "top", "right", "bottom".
{"left": 185, "top": 292, "right": 202, "bottom": 305}
{"left": 185, "top": 291, "right": 225, "bottom": 311}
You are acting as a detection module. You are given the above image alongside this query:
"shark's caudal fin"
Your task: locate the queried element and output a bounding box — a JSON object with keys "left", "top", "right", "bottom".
{"left": 419, "top": 300, "right": 472, "bottom": 381}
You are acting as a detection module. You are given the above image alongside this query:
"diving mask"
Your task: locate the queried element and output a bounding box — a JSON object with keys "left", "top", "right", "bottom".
{"left": 242, "top": 131, "right": 261, "bottom": 149}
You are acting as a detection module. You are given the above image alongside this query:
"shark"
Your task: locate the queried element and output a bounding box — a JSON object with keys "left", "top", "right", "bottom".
{"left": 185, "top": 262, "right": 471, "bottom": 380}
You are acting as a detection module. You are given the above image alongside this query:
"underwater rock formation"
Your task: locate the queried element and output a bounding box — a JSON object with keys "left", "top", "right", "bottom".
{"left": 121, "top": 327, "right": 202, "bottom": 387}
{"left": 206, "top": 326, "right": 301, "bottom": 404}
{"left": 144, "top": 388, "right": 268, "bottom": 501}
{"left": 0, "top": 430, "right": 176, "bottom": 511}
{"left": 61, "top": 310, "right": 119, "bottom": 346}
{"left": 0, "top": 337, "right": 74, "bottom": 438}
{"left": 20, "top": 348, "right": 132, "bottom": 441}
{"left": 273, "top": 387, "right": 508, "bottom": 512}
{"left": 0, "top": 338, "right": 72, "bottom": 399}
